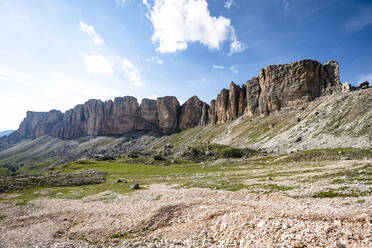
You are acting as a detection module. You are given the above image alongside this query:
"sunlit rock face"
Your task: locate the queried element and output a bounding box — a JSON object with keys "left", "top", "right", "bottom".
{"left": 14, "top": 59, "right": 342, "bottom": 139}
{"left": 208, "top": 59, "right": 342, "bottom": 124}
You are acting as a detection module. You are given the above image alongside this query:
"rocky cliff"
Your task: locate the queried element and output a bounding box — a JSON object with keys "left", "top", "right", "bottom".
{"left": 12, "top": 59, "right": 342, "bottom": 139}
{"left": 208, "top": 60, "right": 342, "bottom": 124}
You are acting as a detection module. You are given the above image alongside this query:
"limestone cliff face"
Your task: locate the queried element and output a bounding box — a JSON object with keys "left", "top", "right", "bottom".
{"left": 179, "top": 96, "right": 208, "bottom": 130}
{"left": 18, "top": 110, "right": 63, "bottom": 139}
{"left": 14, "top": 59, "right": 342, "bottom": 139}
{"left": 156, "top": 96, "right": 180, "bottom": 133}
{"left": 257, "top": 60, "right": 341, "bottom": 116}
{"left": 208, "top": 59, "right": 342, "bottom": 124}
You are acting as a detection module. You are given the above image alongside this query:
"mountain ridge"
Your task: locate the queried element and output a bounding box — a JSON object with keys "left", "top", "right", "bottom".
{"left": 8, "top": 59, "right": 343, "bottom": 140}
{"left": 0, "top": 130, "right": 14, "bottom": 137}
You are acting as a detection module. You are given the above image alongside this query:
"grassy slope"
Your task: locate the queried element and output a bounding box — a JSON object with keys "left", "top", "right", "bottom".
{"left": 1, "top": 148, "right": 371, "bottom": 207}
{"left": 152, "top": 89, "right": 372, "bottom": 152}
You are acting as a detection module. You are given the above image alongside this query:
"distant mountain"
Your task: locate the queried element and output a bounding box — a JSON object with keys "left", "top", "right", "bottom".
{"left": 0, "top": 130, "right": 14, "bottom": 137}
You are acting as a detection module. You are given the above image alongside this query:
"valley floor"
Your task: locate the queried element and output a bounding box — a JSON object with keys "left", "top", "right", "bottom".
{"left": 0, "top": 149, "right": 371, "bottom": 248}
{"left": 0, "top": 184, "right": 371, "bottom": 248}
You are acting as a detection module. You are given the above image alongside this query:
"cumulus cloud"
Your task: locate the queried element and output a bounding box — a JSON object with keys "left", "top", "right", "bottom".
{"left": 229, "top": 28, "right": 247, "bottom": 55}
{"left": 142, "top": 0, "right": 151, "bottom": 8}
{"left": 144, "top": 0, "right": 245, "bottom": 54}
{"left": 212, "top": 65, "right": 224, "bottom": 69}
{"left": 83, "top": 55, "right": 113, "bottom": 76}
{"left": 79, "top": 21, "right": 104, "bottom": 45}
{"left": 224, "top": 0, "right": 233, "bottom": 9}
{"left": 146, "top": 56, "right": 163, "bottom": 64}
{"left": 122, "top": 58, "right": 144, "bottom": 87}
{"left": 82, "top": 54, "right": 144, "bottom": 87}
{"left": 230, "top": 65, "right": 238, "bottom": 74}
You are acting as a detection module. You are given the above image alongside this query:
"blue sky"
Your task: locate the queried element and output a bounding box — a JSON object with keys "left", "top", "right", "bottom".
{"left": 0, "top": 0, "right": 371, "bottom": 131}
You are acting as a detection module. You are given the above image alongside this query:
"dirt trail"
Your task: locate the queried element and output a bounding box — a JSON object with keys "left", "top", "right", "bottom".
{"left": 0, "top": 184, "right": 371, "bottom": 248}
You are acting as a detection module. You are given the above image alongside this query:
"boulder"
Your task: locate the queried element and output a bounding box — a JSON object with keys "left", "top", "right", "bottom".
{"left": 360, "top": 81, "right": 369, "bottom": 89}
{"left": 342, "top": 82, "right": 351, "bottom": 93}
{"left": 131, "top": 183, "right": 140, "bottom": 190}
{"left": 154, "top": 154, "right": 166, "bottom": 161}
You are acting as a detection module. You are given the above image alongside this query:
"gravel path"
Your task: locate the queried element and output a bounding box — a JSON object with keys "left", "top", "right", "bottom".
{"left": 0, "top": 184, "right": 371, "bottom": 248}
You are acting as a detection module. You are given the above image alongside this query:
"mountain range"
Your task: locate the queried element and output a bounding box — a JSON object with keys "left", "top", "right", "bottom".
{"left": 0, "top": 59, "right": 371, "bottom": 176}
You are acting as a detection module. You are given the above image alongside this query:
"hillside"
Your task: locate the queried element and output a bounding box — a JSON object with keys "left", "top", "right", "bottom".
{"left": 152, "top": 88, "right": 372, "bottom": 153}
{"left": 0, "top": 88, "right": 371, "bottom": 176}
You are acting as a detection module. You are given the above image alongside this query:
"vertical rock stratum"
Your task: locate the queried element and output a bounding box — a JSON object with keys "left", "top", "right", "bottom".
{"left": 12, "top": 59, "right": 343, "bottom": 139}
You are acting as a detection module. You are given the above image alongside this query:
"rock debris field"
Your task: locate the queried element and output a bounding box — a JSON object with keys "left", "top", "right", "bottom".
{"left": 0, "top": 184, "right": 371, "bottom": 248}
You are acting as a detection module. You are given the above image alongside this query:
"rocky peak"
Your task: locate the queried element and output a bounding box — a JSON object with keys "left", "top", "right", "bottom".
{"left": 13, "top": 59, "right": 344, "bottom": 140}
{"left": 156, "top": 96, "right": 180, "bottom": 133}
{"left": 179, "top": 96, "right": 208, "bottom": 130}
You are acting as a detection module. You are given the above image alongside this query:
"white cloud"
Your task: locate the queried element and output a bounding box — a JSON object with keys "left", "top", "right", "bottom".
{"left": 0, "top": 66, "right": 117, "bottom": 130}
{"left": 82, "top": 55, "right": 144, "bottom": 87}
{"left": 83, "top": 55, "right": 113, "bottom": 76}
{"left": 142, "top": 0, "right": 150, "bottom": 8}
{"left": 282, "top": 0, "right": 289, "bottom": 11}
{"left": 212, "top": 65, "right": 224, "bottom": 69}
{"left": 144, "top": 0, "right": 245, "bottom": 54}
{"left": 0, "top": 65, "right": 37, "bottom": 85}
{"left": 230, "top": 65, "right": 238, "bottom": 74}
{"left": 224, "top": 0, "right": 233, "bottom": 9}
{"left": 122, "top": 58, "right": 144, "bottom": 87}
{"left": 229, "top": 27, "right": 247, "bottom": 55}
{"left": 146, "top": 56, "right": 163, "bottom": 64}
{"left": 79, "top": 21, "right": 104, "bottom": 45}
{"left": 115, "top": 0, "right": 128, "bottom": 5}
{"left": 46, "top": 72, "right": 117, "bottom": 102}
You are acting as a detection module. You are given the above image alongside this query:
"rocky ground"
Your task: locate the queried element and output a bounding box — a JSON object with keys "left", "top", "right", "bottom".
{"left": 0, "top": 184, "right": 371, "bottom": 248}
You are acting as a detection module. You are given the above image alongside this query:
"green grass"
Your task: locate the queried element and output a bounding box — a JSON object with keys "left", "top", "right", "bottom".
{"left": 308, "top": 164, "right": 372, "bottom": 184}
{"left": 153, "top": 194, "right": 163, "bottom": 201}
{"left": 110, "top": 233, "right": 132, "bottom": 239}
{"left": 313, "top": 190, "right": 371, "bottom": 198}
{"left": 0, "top": 167, "right": 9, "bottom": 176}
{"left": 188, "top": 143, "right": 259, "bottom": 159}
{"left": 279, "top": 148, "right": 372, "bottom": 163}
{"left": 1, "top": 148, "right": 371, "bottom": 205}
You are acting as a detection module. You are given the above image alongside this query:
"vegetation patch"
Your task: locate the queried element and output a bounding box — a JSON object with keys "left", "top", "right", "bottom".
{"left": 110, "top": 232, "right": 132, "bottom": 239}
{"left": 278, "top": 148, "right": 372, "bottom": 163}
{"left": 1, "top": 148, "right": 371, "bottom": 204}
{"left": 312, "top": 190, "right": 371, "bottom": 198}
